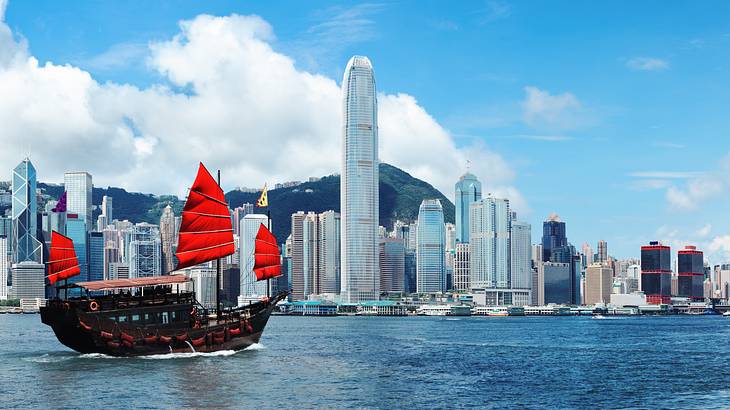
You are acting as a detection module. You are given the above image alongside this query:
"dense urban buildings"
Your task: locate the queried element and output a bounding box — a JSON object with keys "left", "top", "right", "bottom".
{"left": 416, "top": 199, "right": 446, "bottom": 293}
{"left": 340, "top": 55, "right": 379, "bottom": 303}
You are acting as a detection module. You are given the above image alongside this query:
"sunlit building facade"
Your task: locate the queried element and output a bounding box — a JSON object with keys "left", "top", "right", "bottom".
{"left": 340, "top": 55, "right": 379, "bottom": 302}
{"left": 416, "top": 200, "right": 445, "bottom": 293}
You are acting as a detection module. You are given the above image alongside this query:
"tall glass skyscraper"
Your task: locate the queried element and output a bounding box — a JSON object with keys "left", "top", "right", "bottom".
{"left": 455, "top": 172, "right": 481, "bottom": 244}
{"left": 416, "top": 199, "right": 445, "bottom": 293}
{"left": 65, "top": 214, "right": 88, "bottom": 283}
{"left": 340, "top": 55, "right": 379, "bottom": 302}
{"left": 542, "top": 213, "right": 567, "bottom": 262}
{"left": 12, "top": 158, "right": 42, "bottom": 263}
{"left": 64, "top": 172, "right": 93, "bottom": 232}
{"left": 128, "top": 223, "right": 161, "bottom": 278}
{"left": 159, "top": 205, "right": 176, "bottom": 274}
{"left": 469, "top": 196, "right": 511, "bottom": 289}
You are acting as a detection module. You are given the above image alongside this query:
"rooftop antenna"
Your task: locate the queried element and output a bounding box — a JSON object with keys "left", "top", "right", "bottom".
{"left": 466, "top": 159, "right": 471, "bottom": 172}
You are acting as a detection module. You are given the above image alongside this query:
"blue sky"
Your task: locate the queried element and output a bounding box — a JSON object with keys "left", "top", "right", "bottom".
{"left": 3, "top": 1, "right": 730, "bottom": 261}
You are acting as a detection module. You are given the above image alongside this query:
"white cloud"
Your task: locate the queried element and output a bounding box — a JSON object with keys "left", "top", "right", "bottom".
{"left": 696, "top": 224, "right": 712, "bottom": 238}
{"left": 81, "top": 42, "right": 148, "bottom": 71}
{"left": 664, "top": 155, "right": 730, "bottom": 211}
{"left": 625, "top": 57, "right": 669, "bottom": 71}
{"left": 0, "top": 10, "right": 524, "bottom": 213}
{"left": 709, "top": 235, "right": 730, "bottom": 260}
{"left": 629, "top": 171, "right": 703, "bottom": 179}
{"left": 522, "top": 86, "right": 586, "bottom": 131}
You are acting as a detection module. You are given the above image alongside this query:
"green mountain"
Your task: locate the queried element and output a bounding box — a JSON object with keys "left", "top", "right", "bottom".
{"left": 37, "top": 163, "right": 454, "bottom": 243}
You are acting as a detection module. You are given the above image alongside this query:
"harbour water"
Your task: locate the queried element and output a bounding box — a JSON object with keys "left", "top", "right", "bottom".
{"left": 1, "top": 314, "right": 729, "bottom": 409}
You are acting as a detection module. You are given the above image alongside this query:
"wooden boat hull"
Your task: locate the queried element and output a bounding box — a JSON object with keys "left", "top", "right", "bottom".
{"left": 40, "top": 293, "right": 286, "bottom": 357}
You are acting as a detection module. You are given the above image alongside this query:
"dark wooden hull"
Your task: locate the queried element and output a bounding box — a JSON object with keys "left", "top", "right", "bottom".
{"left": 40, "top": 293, "right": 286, "bottom": 357}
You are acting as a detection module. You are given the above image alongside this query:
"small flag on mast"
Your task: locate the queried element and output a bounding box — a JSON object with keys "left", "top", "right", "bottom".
{"left": 256, "top": 183, "right": 268, "bottom": 207}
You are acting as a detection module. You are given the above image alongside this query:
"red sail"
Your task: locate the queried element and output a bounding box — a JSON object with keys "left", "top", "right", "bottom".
{"left": 47, "top": 231, "right": 81, "bottom": 285}
{"left": 175, "top": 163, "right": 235, "bottom": 270}
{"left": 253, "top": 223, "right": 281, "bottom": 281}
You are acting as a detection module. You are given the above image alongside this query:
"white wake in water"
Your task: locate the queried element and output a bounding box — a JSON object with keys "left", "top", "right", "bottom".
{"left": 27, "top": 343, "right": 266, "bottom": 362}
{"left": 139, "top": 350, "right": 238, "bottom": 360}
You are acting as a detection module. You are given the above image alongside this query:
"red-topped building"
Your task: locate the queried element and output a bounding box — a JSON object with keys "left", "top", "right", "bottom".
{"left": 641, "top": 241, "right": 672, "bottom": 304}
{"left": 678, "top": 245, "right": 704, "bottom": 301}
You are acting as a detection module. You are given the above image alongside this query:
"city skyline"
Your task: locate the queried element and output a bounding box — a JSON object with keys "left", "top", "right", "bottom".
{"left": 1, "top": 1, "right": 730, "bottom": 262}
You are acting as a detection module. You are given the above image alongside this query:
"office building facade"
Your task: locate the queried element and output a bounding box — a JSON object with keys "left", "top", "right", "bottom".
{"left": 341, "top": 55, "right": 379, "bottom": 302}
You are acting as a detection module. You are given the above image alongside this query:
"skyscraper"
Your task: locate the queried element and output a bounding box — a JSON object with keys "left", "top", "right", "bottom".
{"left": 88, "top": 231, "right": 104, "bottom": 282}
{"left": 541, "top": 214, "right": 579, "bottom": 305}
{"left": 240, "top": 214, "right": 270, "bottom": 299}
{"left": 469, "top": 196, "right": 511, "bottom": 289}
{"left": 341, "top": 55, "right": 379, "bottom": 302}
{"left": 318, "top": 210, "right": 341, "bottom": 294}
{"left": 511, "top": 220, "right": 532, "bottom": 291}
{"left": 581, "top": 243, "right": 593, "bottom": 267}
{"left": 416, "top": 199, "right": 445, "bottom": 293}
{"left": 159, "top": 204, "right": 176, "bottom": 274}
{"left": 65, "top": 214, "right": 88, "bottom": 283}
{"left": 455, "top": 172, "right": 481, "bottom": 243}
{"left": 128, "top": 223, "right": 161, "bottom": 278}
{"left": 542, "top": 214, "right": 567, "bottom": 262}
{"left": 12, "top": 158, "right": 42, "bottom": 263}
{"left": 0, "top": 237, "right": 8, "bottom": 300}
{"left": 597, "top": 240, "right": 608, "bottom": 264}
{"left": 101, "top": 195, "right": 113, "bottom": 224}
{"left": 453, "top": 242, "right": 470, "bottom": 291}
{"left": 641, "top": 241, "right": 672, "bottom": 305}
{"left": 584, "top": 263, "right": 613, "bottom": 305}
{"left": 379, "top": 238, "right": 405, "bottom": 293}
{"left": 64, "top": 172, "right": 93, "bottom": 232}
{"left": 678, "top": 245, "right": 704, "bottom": 301}
{"left": 290, "top": 211, "right": 314, "bottom": 301}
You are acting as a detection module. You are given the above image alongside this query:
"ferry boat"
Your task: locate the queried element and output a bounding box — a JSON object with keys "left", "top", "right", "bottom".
{"left": 417, "top": 305, "right": 472, "bottom": 316}
{"left": 723, "top": 311, "right": 730, "bottom": 317}
{"left": 472, "top": 306, "right": 525, "bottom": 316}
{"left": 40, "top": 163, "right": 287, "bottom": 356}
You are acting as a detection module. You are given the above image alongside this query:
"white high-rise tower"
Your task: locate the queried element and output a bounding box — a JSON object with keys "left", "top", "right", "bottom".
{"left": 340, "top": 55, "right": 379, "bottom": 302}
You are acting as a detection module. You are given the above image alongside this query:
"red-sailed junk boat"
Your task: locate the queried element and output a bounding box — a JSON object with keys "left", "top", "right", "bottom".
{"left": 40, "top": 163, "right": 287, "bottom": 356}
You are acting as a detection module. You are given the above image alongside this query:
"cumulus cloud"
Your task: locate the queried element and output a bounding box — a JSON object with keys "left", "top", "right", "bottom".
{"left": 709, "top": 236, "right": 730, "bottom": 260}
{"left": 664, "top": 154, "right": 730, "bottom": 211}
{"left": 625, "top": 57, "right": 669, "bottom": 71}
{"left": 522, "top": 86, "right": 586, "bottom": 131}
{"left": 0, "top": 9, "right": 524, "bottom": 212}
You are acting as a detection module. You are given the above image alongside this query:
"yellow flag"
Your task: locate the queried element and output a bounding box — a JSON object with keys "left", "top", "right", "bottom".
{"left": 256, "top": 183, "right": 268, "bottom": 207}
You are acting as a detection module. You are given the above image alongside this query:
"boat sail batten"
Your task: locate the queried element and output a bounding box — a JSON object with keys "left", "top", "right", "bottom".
{"left": 46, "top": 231, "right": 81, "bottom": 285}
{"left": 175, "top": 163, "right": 235, "bottom": 271}
{"left": 253, "top": 224, "right": 281, "bottom": 281}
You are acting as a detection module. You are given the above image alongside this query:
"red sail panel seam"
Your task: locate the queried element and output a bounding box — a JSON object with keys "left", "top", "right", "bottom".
{"left": 179, "top": 229, "right": 233, "bottom": 235}
{"left": 47, "top": 257, "right": 79, "bottom": 265}
{"left": 189, "top": 189, "right": 228, "bottom": 207}
{"left": 181, "top": 211, "right": 231, "bottom": 219}
{"left": 48, "top": 265, "right": 81, "bottom": 277}
{"left": 176, "top": 241, "right": 235, "bottom": 254}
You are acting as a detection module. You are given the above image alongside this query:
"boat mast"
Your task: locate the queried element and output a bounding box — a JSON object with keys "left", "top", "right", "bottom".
{"left": 267, "top": 210, "right": 271, "bottom": 298}
{"left": 216, "top": 169, "right": 222, "bottom": 321}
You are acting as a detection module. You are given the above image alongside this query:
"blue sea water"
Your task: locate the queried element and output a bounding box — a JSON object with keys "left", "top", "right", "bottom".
{"left": 1, "top": 314, "right": 729, "bottom": 409}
